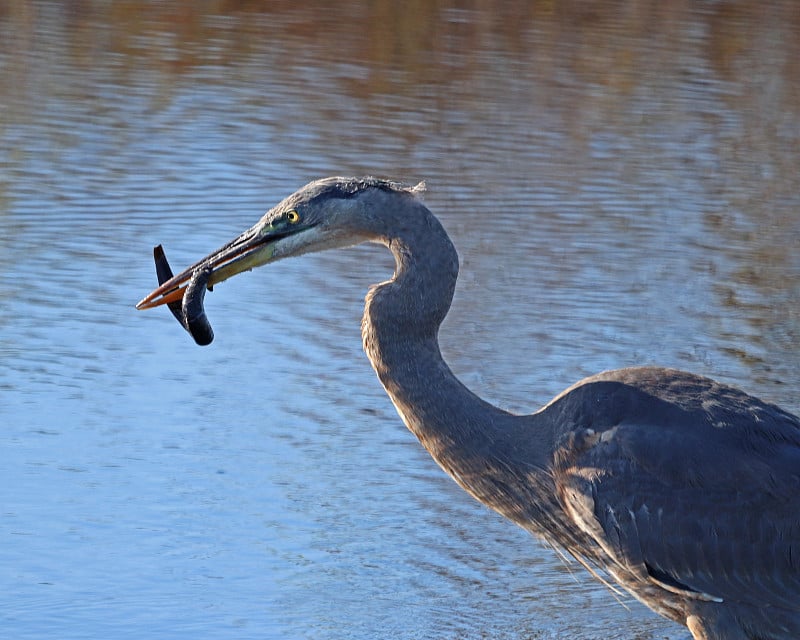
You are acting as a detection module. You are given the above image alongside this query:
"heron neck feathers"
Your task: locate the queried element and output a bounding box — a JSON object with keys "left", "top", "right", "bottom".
{"left": 360, "top": 204, "right": 550, "bottom": 499}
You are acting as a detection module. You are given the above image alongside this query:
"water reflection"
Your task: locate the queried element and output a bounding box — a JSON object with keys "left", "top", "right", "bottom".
{"left": 1, "top": 2, "right": 798, "bottom": 639}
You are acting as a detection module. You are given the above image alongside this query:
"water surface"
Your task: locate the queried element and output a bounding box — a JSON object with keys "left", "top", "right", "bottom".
{"left": 2, "top": 2, "right": 799, "bottom": 639}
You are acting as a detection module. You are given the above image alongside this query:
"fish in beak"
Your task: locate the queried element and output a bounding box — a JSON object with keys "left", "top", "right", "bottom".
{"left": 136, "top": 214, "right": 304, "bottom": 345}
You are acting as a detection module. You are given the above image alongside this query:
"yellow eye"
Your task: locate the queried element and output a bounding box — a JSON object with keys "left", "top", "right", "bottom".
{"left": 286, "top": 210, "right": 300, "bottom": 224}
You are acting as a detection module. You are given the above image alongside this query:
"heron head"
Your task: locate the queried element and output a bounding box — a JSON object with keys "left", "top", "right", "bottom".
{"left": 136, "top": 176, "right": 423, "bottom": 311}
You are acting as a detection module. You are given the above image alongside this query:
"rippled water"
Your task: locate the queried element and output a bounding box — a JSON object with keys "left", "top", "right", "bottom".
{"left": 2, "top": 3, "right": 799, "bottom": 639}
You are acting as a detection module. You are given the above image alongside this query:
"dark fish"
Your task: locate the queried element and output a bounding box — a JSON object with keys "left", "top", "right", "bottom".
{"left": 153, "top": 245, "right": 184, "bottom": 325}
{"left": 182, "top": 266, "right": 214, "bottom": 346}
{"left": 152, "top": 245, "right": 214, "bottom": 346}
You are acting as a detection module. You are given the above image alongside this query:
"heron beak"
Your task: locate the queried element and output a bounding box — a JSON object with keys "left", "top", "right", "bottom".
{"left": 135, "top": 222, "right": 289, "bottom": 311}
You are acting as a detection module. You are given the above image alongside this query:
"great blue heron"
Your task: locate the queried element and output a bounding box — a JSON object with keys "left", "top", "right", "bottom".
{"left": 138, "top": 177, "right": 800, "bottom": 640}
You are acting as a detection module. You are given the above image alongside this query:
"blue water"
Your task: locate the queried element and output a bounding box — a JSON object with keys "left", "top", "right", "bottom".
{"left": 2, "top": 3, "right": 799, "bottom": 639}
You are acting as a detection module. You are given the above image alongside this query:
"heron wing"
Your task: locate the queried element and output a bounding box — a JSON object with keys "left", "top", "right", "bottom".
{"left": 550, "top": 375, "right": 800, "bottom": 611}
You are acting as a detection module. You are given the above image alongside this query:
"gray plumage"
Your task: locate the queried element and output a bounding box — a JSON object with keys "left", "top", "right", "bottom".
{"left": 138, "top": 177, "right": 800, "bottom": 640}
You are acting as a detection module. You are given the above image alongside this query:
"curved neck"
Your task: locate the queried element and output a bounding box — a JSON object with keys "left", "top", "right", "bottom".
{"left": 360, "top": 203, "right": 547, "bottom": 502}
